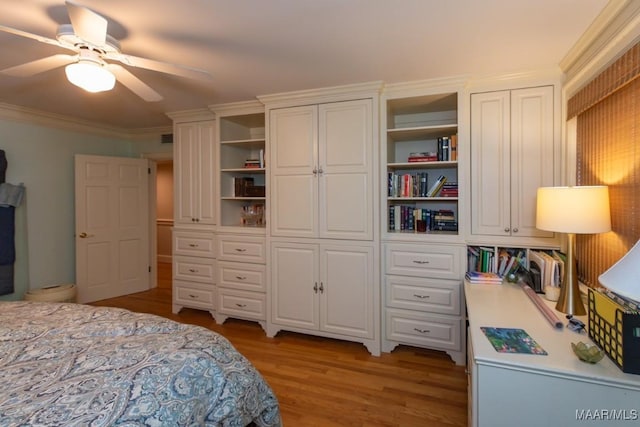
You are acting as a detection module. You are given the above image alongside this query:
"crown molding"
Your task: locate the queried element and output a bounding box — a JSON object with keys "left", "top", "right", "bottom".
{"left": 382, "top": 75, "right": 469, "bottom": 99}
{"left": 0, "top": 102, "right": 169, "bottom": 141}
{"left": 562, "top": 0, "right": 640, "bottom": 97}
{"left": 209, "top": 100, "right": 264, "bottom": 117}
{"left": 258, "top": 81, "right": 384, "bottom": 109}
{"left": 464, "top": 68, "right": 564, "bottom": 92}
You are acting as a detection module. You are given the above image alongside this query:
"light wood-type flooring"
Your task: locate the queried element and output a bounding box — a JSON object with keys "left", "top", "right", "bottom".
{"left": 91, "top": 262, "right": 468, "bottom": 427}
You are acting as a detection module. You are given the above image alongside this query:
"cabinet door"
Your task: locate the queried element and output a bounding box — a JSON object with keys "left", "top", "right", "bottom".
{"left": 174, "top": 123, "right": 200, "bottom": 225}
{"left": 173, "top": 121, "right": 216, "bottom": 225}
{"left": 320, "top": 244, "right": 374, "bottom": 339}
{"left": 319, "top": 99, "right": 373, "bottom": 240}
{"left": 269, "top": 106, "right": 318, "bottom": 237}
{"left": 196, "top": 122, "right": 216, "bottom": 225}
{"left": 470, "top": 91, "right": 511, "bottom": 236}
{"left": 510, "top": 87, "right": 554, "bottom": 238}
{"left": 270, "top": 242, "right": 319, "bottom": 329}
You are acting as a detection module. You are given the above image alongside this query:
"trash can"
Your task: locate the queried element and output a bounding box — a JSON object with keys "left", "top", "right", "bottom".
{"left": 24, "top": 284, "right": 76, "bottom": 303}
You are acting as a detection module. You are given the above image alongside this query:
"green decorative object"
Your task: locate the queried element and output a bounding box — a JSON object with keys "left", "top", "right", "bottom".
{"left": 571, "top": 341, "right": 605, "bottom": 364}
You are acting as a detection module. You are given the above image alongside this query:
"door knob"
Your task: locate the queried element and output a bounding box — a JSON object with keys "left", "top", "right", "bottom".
{"left": 78, "top": 232, "right": 94, "bottom": 238}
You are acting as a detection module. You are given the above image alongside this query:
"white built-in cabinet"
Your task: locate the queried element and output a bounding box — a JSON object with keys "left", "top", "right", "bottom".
{"left": 470, "top": 86, "right": 555, "bottom": 240}
{"left": 269, "top": 99, "right": 373, "bottom": 240}
{"left": 260, "top": 83, "right": 381, "bottom": 356}
{"left": 167, "top": 109, "right": 217, "bottom": 318}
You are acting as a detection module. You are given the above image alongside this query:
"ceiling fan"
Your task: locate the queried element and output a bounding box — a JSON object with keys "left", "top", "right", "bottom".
{"left": 0, "top": 0, "right": 212, "bottom": 101}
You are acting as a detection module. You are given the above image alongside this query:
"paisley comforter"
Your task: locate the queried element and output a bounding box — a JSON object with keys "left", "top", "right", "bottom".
{"left": 0, "top": 302, "right": 281, "bottom": 427}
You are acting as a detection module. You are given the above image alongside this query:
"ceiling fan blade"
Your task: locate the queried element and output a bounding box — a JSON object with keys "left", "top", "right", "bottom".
{"left": 1, "top": 54, "right": 76, "bottom": 77}
{"left": 65, "top": 0, "right": 107, "bottom": 47}
{"left": 0, "top": 24, "right": 66, "bottom": 49}
{"left": 107, "top": 64, "right": 163, "bottom": 102}
{"left": 105, "top": 52, "right": 212, "bottom": 81}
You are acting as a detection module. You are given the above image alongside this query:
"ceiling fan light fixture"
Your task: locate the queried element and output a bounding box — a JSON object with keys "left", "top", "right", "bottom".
{"left": 65, "top": 60, "right": 115, "bottom": 93}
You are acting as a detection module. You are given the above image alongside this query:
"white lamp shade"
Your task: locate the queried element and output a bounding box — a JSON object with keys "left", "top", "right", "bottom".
{"left": 536, "top": 186, "right": 611, "bottom": 234}
{"left": 65, "top": 61, "right": 116, "bottom": 93}
{"left": 599, "top": 239, "right": 640, "bottom": 302}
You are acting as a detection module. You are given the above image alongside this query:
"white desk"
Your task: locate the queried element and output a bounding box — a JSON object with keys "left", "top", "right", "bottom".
{"left": 465, "top": 281, "right": 640, "bottom": 427}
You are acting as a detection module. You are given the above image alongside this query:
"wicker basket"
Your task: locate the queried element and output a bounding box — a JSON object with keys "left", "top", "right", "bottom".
{"left": 25, "top": 284, "right": 77, "bottom": 303}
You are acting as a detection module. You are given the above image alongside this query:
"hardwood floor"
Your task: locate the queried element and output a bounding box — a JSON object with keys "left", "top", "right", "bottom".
{"left": 91, "top": 262, "right": 468, "bottom": 427}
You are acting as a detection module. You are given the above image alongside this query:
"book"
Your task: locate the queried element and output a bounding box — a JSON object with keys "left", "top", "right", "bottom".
{"left": 480, "top": 327, "right": 548, "bottom": 355}
{"left": 465, "top": 271, "right": 503, "bottom": 284}
{"left": 426, "top": 175, "right": 447, "bottom": 197}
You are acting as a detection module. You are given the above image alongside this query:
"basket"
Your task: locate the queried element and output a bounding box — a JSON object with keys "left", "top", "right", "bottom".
{"left": 25, "top": 284, "right": 77, "bottom": 303}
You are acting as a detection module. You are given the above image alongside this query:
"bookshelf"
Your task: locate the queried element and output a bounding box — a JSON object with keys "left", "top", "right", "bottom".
{"left": 385, "top": 92, "right": 459, "bottom": 237}
{"left": 214, "top": 102, "right": 266, "bottom": 232}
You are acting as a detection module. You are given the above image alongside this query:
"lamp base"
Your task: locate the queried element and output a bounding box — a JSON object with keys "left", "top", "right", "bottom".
{"left": 556, "top": 233, "right": 586, "bottom": 316}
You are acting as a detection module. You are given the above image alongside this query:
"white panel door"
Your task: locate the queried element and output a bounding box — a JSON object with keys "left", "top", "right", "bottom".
{"left": 75, "top": 155, "right": 149, "bottom": 303}
{"left": 510, "top": 86, "right": 555, "bottom": 238}
{"left": 269, "top": 105, "right": 318, "bottom": 237}
{"left": 319, "top": 99, "right": 373, "bottom": 240}
{"left": 470, "top": 91, "right": 511, "bottom": 236}
{"left": 320, "top": 244, "right": 373, "bottom": 338}
{"left": 270, "top": 242, "right": 319, "bottom": 329}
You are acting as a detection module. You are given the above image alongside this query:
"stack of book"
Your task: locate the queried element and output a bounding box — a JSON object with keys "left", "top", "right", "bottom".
{"left": 465, "top": 271, "right": 503, "bottom": 284}
{"left": 439, "top": 182, "right": 458, "bottom": 197}
{"left": 432, "top": 209, "right": 457, "bottom": 231}
{"left": 407, "top": 152, "right": 438, "bottom": 163}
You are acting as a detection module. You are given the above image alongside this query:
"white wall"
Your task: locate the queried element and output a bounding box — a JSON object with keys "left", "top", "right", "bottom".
{"left": 0, "top": 117, "right": 160, "bottom": 301}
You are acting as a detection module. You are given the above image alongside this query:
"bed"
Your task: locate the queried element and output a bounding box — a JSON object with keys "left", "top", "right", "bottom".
{"left": 0, "top": 301, "right": 281, "bottom": 426}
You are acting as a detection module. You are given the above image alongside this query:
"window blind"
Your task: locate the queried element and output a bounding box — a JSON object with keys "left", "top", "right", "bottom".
{"left": 571, "top": 41, "right": 640, "bottom": 288}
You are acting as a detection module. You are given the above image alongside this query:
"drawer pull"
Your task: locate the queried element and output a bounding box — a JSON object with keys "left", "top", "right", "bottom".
{"left": 414, "top": 328, "right": 431, "bottom": 334}
{"left": 188, "top": 243, "right": 199, "bottom": 248}
{"left": 413, "top": 294, "right": 430, "bottom": 299}
{"left": 412, "top": 260, "right": 429, "bottom": 264}
{"left": 188, "top": 268, "right": 199, "bottom": 273}
{"left": 234, "top": 248, "right": 247, "bottom": 252}
{"left": 235, "top": 275, "right": 247, "bottom": 280}
{"left": 235, "top": 303, "right": 247, "bottom": 308}
{"left": 188, "top": 294, "right": 199, "bottom": 299}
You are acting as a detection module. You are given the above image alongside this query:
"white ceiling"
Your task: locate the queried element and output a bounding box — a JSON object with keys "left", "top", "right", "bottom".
{"left": 0, "top": 0, "right": 609, "bottom": 130}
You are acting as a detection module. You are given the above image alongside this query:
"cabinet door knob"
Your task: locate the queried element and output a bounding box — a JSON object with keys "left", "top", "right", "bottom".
{"left": 512, "top": 228, "right": 519, "bottom": 233}
{"left": 504, "top": 227, "right": 510, "bottom": 232}
{"left": 313, "top": 282, "right": 318, "bottom": 293}
{"left": 312, "top": 167, "right": 318, "bottom": 175}
{"left": 319, "top": 282, "right": 324, "bottom": 293}
{"left": 318, "top": 167, "right": 324, "bottom": 175}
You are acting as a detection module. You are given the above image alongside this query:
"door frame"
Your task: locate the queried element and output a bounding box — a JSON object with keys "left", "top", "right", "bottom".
{"left": 142, "top": 150, "right": 173, "bottom": 290}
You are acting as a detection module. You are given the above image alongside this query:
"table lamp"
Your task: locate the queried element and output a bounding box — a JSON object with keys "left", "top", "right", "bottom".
{"left": 536, "top": 186, "right": 611, "bottom": 316}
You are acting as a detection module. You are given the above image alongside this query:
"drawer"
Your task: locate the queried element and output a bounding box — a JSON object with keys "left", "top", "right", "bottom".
{"left": 385, "top": 308, "right": 462, "bottom": 351}
{"left": 217, "top": 235, "right": 266, "bottom": 263}
{"left": 173, "top": 230, "right": 215, "bottom": 258}
{"left": 217, "top": 261, "right": 266, "bottom": 292}
{"left": 385, "top": 243, "right": 463, "bottom": 279}
{"left": 173, "top": 281, "right": 215, "bottom": 309}
{"left": 173, "top": 256, "right": 216, "bottom": 284}
{"left": 385, "top": 275, "right": 461, "bottom": 316}
{"left": 217, "top": 288, "right": 266, "bottom": 320}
